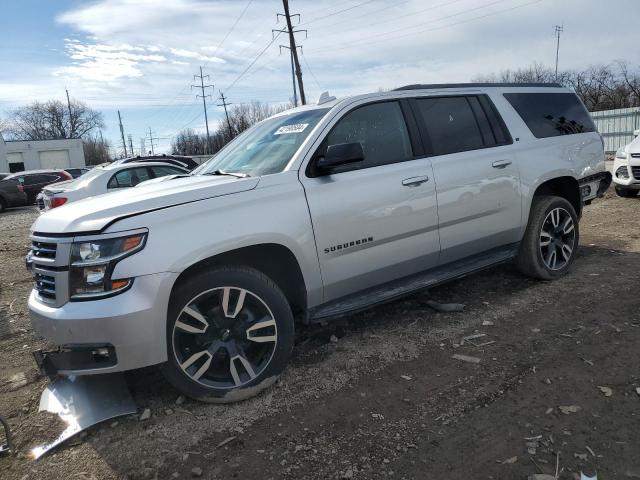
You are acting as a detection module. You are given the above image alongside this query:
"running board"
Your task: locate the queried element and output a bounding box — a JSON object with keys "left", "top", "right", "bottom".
{"left": 309, "top": 244, "right": 519, "bottom": 321}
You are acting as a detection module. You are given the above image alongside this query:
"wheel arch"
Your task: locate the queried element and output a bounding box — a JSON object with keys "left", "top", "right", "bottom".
{"left": 530, "top": 176, "right": 582, "bottom": 219}
{"left": 171, "top": 243, "right": 308, "bottom": 318}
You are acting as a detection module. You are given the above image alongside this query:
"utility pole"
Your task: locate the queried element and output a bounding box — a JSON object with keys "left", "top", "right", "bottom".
{"left": 275, "top": 0, "right": 306, "bottom": 105}
{"left": 192, "top": 66, "right": 214, "bottom": 153}
{"left": 553, "top": 24, "right": 563, "bottom": 81}
{"left": 140, "top": 138, "right": 146, "bottom": 156}
{"left": 147, "top": 127, "right": 159, "bottom": 155}
{"left": 65, "top": 88, "right": 75, "bottom": 137}
{"left": 118, "top": 110, "right": 128, "bottom": 157}
{"left": 128, "top": 134, "right": 134, "bottom": 157}
{"left": 279, "top": 45, "right": 301, "bottom": 106}
{"left": 217, "top": 91, "right": 233, "bottom": 139}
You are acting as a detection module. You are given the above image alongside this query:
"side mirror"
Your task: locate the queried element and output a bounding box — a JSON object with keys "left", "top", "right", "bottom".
{"left": 316, "top": 142, "right": 364, "bottom": 170}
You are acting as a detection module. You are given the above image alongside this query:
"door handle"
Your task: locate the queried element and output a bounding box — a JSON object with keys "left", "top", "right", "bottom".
{"left": 402, "top": 175, "right": 429, "bottom": 187}
{"left": 492, "top": 160, "right": 512, "bottom": 169}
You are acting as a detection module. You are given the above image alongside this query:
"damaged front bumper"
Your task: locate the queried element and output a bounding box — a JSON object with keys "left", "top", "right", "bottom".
{"left": 33, "top": 345, "right": 117, "bottom": 377}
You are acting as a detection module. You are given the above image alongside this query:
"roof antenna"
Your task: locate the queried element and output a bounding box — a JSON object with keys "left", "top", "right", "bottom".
{"left": 317, "top": 91, "right": 336, "bottom": 105}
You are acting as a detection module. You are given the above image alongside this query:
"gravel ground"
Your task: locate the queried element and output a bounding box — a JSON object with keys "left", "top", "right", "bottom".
{"left": 0, "top": 191, "right": 639, "bottom": 479}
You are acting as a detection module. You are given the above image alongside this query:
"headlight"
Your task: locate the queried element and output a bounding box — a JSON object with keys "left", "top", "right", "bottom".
{"left": 615, "top": 147, "right": 627, "bottom": 160}
{"left": 69, "top": 231, "right": 147, "bottom": 300}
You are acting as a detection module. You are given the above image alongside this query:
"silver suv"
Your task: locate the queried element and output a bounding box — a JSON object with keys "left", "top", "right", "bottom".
{"left": 27, "top": 83, "right": 610, "bottom": 402}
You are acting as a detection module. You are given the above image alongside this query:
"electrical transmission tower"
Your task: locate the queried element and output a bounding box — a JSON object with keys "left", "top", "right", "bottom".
{"left": 217, "top": 91, "right": 233, "bottom": 139}
{"left": 274, "top": 0, "right": 307, "bottom": 105}
{"left": 553, "top": 24, "right": 563, "bottom": 81}
{"left": 147, "top": 127, "right": 159, "bottom": 155}
{"left": 118, "top": 110, "right": 128, "bottom": 157}
{"left": 128, "top": 135, "right": 134, "bottom": 157}
{"left": 192, "top": 66, "right": 214, "bottom": 153}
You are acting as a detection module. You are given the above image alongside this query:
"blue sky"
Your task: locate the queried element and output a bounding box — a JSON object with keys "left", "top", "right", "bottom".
{"left": 1, "top": 0, "right": 639, "bottom": 155}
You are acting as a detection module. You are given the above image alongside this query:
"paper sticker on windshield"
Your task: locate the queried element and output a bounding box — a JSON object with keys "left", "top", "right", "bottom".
{"left": 274, "top": 123, "right": 309, "bottom": 135}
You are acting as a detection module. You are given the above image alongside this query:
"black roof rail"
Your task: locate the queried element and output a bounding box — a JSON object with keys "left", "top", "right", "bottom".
{"left": 394, "top": 82, "right": 563, "bottom": 91}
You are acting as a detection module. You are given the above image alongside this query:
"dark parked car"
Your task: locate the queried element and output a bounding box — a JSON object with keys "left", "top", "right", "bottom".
{"left": 112, "top": 155, "right": 199, "bottom": 171}
{"left": 4, "top": 170, "right": 73, "bottom": 204}
{"left": 64, "top": 167, "right": 92, "bottom": 179}
{"left": 0, "top": 177, "right": 28, "bottom": 212}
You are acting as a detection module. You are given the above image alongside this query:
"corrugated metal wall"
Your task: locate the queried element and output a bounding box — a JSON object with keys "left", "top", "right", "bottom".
{"left": 590, "top": 107, "right": 640, "bottom": 153}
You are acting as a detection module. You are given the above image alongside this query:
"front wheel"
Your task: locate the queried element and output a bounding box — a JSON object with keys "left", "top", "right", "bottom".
{"left": 515, "top": 195, "right": 579, "bottom": 280}
{"left": 162, "top": 266, "right": 294, "bottom": 403}
{"left": 615, "top": 186, "right": 638, "bottom": 198}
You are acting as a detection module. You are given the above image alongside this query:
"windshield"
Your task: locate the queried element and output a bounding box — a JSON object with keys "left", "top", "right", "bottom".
{"left": 197, "top": 108, "right": 329, "bottom": 177}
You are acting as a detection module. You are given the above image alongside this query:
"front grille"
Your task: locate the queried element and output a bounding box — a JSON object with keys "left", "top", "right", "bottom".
{"left": 631, "top": 153, "right": 640, "bottom": 158}
{"left": 632, "top": 166, "right": 640, "bottom": 180}
{"left": 34, "top": 272, "right": 56, "bottom": 300}
{"left": 31, "top": 241, "right": 57, "bottom": 260}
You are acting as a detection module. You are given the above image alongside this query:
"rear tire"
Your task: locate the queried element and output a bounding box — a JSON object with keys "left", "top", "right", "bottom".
{"left": 615, "top": 186, "right": 638, "bottom": 198}
{"left": 162, "top": 266, "right": 294, "bottom": 403}
{"left": 515, "top": 195, "right": 579, "bottom": 280}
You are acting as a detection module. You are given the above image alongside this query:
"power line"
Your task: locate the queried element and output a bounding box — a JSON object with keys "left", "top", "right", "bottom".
{"left": 226, "top": 31, "right": 282, "bottom": 92}
{"left": 300, "top": 0, "right": 378, "bottom": 26}
{"left": 301, "top": 51, "right": 323, "bottom": 90}
{"left": 191, "top": 66, "right": 215, "bottom": 153}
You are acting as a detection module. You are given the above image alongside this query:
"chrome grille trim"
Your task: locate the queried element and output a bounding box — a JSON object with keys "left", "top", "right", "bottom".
{"left": 29, "top": 235, "right": 73, "bottom": 307}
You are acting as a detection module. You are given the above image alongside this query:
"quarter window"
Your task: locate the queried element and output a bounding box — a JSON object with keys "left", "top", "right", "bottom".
{"left": 108, "top": 167, "right": 151, "bottom": 188}
{"left": 415, "top": 97, "right": 484, "bottom": 155}
{"left": 323, "top": 101, "right": 413, "bottom": 172}
{"left": 151, "top": 166, "right": 185, "bottom": 177}
{"left": 504, "top": 92, "right": 596, "bottom": 138}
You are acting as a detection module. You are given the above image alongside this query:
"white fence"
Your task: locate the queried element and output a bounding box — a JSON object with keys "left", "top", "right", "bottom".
{"left": 590, "top": 107, "right": 640, "bottom": 154}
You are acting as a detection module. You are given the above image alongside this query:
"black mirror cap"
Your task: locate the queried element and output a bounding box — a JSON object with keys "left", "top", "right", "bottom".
{"left": 316, "top": 142, "right": 365, "bottom": 170}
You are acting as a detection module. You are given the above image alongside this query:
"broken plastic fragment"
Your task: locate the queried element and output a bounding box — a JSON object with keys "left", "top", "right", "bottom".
{"left": 31, "top": 374, "right": 136, "bottom": 459}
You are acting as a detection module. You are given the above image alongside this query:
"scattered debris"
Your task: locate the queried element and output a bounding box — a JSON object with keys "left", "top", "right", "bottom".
{"left": 501, "top": 456, "right": 518, "bottom": 464}
{"left": 531, "top": 328, "right": 541, "bottom": 333}
{"left": 609, "top": 324, "right": 622, "bottom": 333}
{"left": 425, "top": 300, "right": 465, "bottom": 313}
{"left": 329, "top": 334, "right": 339, "bottom": 343}
{"left": 452, "top": 354, "right": 481, "bottom": 364}
{"left": 6, "top": 372, "right": 27, "bottom": 391}
{"left": 528, "top": 475, "right": 555, "bottom": 480}
{"left": 400, "top": 375, "right": 412, "bottom": 381}
{"left": 575, "top": 452, "right": 588, "bottom": 460}
{"left": 585, "top": 446, "right": 596, "bottom": 458}
{"left": 580, "top": 357, "right": 594, "bottom": 366}
{"left": 482, "top": 320, "right": 494, "bottom": 326}
{"left": 635, "top": 387, "right": 640, "bottom": 396}
{"left": 546, "top": 407, "right": 554, "bottom": 414}
{"left": 191, "top": 466, "right": 203, "bottom": 477}
{"left": 597, "top": 386, "right": 613, "bottom": 397}
{"left": 216, "top": 436, "right": 237, "bottom": 448}
{"left": 559, "top": 405, "right": 581, "bottom": 415}
{"left": 371, "top": 413, "right": 385, "bottom": 420}
{"left": 139, "top": 408, "right": 151, "bottom": 421}
{"left": 175, "top": 395, "right": 185, "bottom": 405}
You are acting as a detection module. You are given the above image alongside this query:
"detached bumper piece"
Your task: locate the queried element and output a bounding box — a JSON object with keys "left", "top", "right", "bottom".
{"left": 33, "top": 345, "right": 117, "bottom": 377}
{"left": 31, "top": 374, "right": 136, "bottom": 460}
{"left": 0, "top": 415, "right": 14, "bottom": 456}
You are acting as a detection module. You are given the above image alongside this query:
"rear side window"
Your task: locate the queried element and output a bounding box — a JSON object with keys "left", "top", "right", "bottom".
{"left": 504, "top": 93, "right": 596, "bottom": 138}
{"left": 415, "top": 97, "right": 484, "bottom": 155}
{"left": 151, "top": 166, "right": 185, "bottom": 177}
{"left": 108, "top": 167, "right": 151, "bottom": 188}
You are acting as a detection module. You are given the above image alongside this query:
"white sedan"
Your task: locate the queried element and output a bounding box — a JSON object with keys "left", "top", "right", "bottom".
{"left": 37, "top": 161, "right": 189, "bottom": 211}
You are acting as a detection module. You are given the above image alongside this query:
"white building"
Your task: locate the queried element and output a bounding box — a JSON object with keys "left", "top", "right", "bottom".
{"left": 0, "top": 134, "right": 86, "bottom": 173}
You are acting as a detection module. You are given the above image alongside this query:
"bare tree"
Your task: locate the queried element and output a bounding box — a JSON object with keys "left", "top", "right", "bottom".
{"left": 83, "top": 134, "right": 112, "bottom": 165}
{"left": 6, "top": 99, "right": 104, "bottom": 141}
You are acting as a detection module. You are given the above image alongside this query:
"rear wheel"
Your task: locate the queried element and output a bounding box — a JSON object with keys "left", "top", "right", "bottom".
{"left": 516, "top": 195, "right": 579, "bottom": 280}
{"left": 615, "top": 186, "right": 638, "bottom": 198}
{"left": 162, "top": 266, "right": 294, "bottom": 403}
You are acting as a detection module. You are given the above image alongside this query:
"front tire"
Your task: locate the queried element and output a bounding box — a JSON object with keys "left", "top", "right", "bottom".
{"left": 615, "top": 186, "right": 638, "bottom": 198}
{"left": 162, "top": 266, "right": 294, "bottom": 403}
{"left": 516, "top": 195, "right": 579, "bottom": 280}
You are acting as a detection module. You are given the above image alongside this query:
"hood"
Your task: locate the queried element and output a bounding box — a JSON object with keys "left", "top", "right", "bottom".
{"left": 32, "top": 175, "right": 259, "bottom": 234}
{"left": 628, "top": 135, "right": 640, "bottom": 154}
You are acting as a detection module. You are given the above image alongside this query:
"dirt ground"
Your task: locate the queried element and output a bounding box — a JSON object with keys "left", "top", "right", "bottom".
{"left": 1, "top": 190, "right": 639, "bottom": 480}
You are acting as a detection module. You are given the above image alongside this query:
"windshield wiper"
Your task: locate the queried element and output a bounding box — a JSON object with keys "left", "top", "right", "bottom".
{"left": 204, "top": 169, "right": 250, "bottom": 178}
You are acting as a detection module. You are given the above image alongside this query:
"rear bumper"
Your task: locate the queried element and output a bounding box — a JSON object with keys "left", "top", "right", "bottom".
{"left": 29, "top": 271, "right": 178, "bottom": 375}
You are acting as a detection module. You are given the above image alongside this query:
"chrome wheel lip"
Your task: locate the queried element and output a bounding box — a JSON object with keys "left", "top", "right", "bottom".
{"left": 172, "top": 286, "right": 277, "bottom": 390}
{"left": 539, "top": 207, "right": 576, "bottom": 271}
